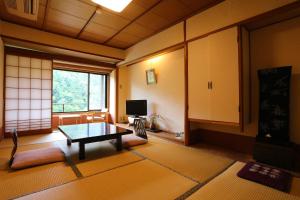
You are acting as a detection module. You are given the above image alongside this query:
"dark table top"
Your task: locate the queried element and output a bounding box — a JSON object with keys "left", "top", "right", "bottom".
{"left": 58, "top": 122, "right": 133, "bottom": 142}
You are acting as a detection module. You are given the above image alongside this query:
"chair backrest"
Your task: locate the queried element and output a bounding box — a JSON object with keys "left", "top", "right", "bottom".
{"left": 9, "top": 129, "right": 18, "bottom": 166}
{"left": 133, "top": 118, "right": 147, "bottom": 139}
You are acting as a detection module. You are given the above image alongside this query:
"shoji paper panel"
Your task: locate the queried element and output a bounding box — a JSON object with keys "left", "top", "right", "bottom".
{"left": 5, "top": 55, "right": 52, "bottom": 134}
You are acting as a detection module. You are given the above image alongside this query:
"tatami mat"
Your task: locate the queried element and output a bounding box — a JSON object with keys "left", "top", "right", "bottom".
{"left": 0, "top": 143, "right": 77, "bottom": 200}
{"left": 17, "top": 160, "right": 197, "bottom": 200}
{"left": 0, "top": 131, "right": 66, "bottom": 148}
{"left": 58, "top": 140, "right": 144, "bottom": 177}
{"left": 132, "top": 136, "right": 234, "bottom": 182}
{"left": 187, "top": 162, "right": 300, "bottom": 200}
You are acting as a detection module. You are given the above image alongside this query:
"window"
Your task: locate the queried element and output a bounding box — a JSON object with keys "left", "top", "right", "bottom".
{"left": 5, "top": 55, "right": 52, "bottom": 133}
{"left": 53, "top": 69, "right": 107, "bottom": 112}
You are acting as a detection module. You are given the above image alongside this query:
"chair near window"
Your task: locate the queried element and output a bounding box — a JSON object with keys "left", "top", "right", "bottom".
{"left": 86, "top": 109, "right": 109, "bottom": 123}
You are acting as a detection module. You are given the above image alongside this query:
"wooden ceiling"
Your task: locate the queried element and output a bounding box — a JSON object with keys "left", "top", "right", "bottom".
{"left": 0, "top": 0, "right": 221, "bottom": 49}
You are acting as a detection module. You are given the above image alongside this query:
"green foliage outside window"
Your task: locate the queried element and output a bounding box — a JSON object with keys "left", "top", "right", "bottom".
{"left": 53, "top": 69, "right": 106, "bottom": 112}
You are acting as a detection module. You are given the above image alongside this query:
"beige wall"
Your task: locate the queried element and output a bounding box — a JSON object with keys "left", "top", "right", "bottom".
{"left": 186, "top": 0, "right": 296, "bottom": 40}
{"left": 118, "top": 49, "right": 185, "bottom": 133}
{"left": 0, "top": 21, "right": 125, "bottom": 60}
{"left": 117, "top": 0, "right": 297, "bottom": 141}
{"left": 248, "top": 16, "right": 300, "bottom": 144}
{"left": 119, "top": 22, "right": 184, "bottom": 65}
{"left": 0, "top": 36, "right": 4, "bottom": 139}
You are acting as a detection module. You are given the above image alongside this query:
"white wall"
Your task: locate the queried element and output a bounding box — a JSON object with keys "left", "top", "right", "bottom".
{"left": 118, "top": 49, "right": 185, "bottom": 133}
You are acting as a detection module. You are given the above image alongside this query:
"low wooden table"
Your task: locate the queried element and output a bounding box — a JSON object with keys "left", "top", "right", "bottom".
{"left": 58, "top": 122, "right": 133, "bottom": 160}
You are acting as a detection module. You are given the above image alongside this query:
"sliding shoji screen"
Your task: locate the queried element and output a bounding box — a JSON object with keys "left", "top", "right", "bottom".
{"left": 5, "top": 54, "right": 52, "bottom": 135}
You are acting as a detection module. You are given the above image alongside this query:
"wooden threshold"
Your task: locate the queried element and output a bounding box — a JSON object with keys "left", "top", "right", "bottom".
{"left": 189, "top": 118, "right": 240, "bottom": 127}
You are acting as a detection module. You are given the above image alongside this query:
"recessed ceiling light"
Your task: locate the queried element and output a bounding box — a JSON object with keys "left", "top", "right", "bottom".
{"left": 92, "top": 0, "right": 132, "bottom": 12}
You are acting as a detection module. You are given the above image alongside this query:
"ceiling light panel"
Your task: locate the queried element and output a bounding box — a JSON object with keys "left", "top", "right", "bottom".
{"left": 92, "top": 0, "right": 132, "bottom": 12}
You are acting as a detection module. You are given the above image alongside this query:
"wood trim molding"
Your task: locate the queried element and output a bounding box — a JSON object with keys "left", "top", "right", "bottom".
{"left": 42, "top": 0, "right": 50, "bottom": 29}
{"left": 115, "top": 67, "right": 119, "bottom": 123}
{"left": 106, "top": 73, "right": 110, "bottom": 113}
{"left": 119, "top": 42, "right": 185, "bottom": 67}
{"left": 0, "top": 128, "right": 3, "bottom": 141}
{"left": 183, "top": 20, "right": 190, "bottom": 146}
{"left": 76, "top": 8, "right": 97, "bottom": 38}
{"left": 189, "top": 118, "right": 240, "bottom": 127}
{"left": 191, "top": 128, "right": 255, "bottom": 154}
{"left": 238, "top": 26, "right": 244, "bottom": 132}
{"left": 53, "top": 63, "right": 113, "bottom": 74}
{"left": 2, "top": 48, "right": 6, "bottom": 141}
{"left": 187, "top": 24, "right": 237, "bottom": 44}
{"left": 5, "top": 46, "right": 52, "bottom": 59}
{"left": 5, "top": 46, "right": 116, "bottom": 68}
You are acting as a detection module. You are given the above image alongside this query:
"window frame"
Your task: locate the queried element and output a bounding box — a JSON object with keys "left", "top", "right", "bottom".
{"left": 52, "top": 68, "right": 108, "bottom": 113}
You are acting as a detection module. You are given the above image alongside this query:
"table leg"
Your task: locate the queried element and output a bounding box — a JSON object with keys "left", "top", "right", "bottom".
{"left": 67, "top": 139, "right": 72, "bottom": 146}
{"left": 116, "top": 135, "right": 122, "bottom": 151}
{"left": 79, "top": 142, "right": 85, "bottom": 160}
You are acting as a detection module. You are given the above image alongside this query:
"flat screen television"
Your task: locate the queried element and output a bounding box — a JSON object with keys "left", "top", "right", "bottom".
{"left": 126, "top": 100, "right": 147, "bottom": 117}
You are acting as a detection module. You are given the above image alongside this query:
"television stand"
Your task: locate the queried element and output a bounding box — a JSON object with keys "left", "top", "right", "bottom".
{"left": 128, "top": 116, "right": 145, "bottom": 126}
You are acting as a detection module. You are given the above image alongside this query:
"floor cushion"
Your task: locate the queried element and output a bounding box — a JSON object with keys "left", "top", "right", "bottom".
{"left": 11, "top": 147, "right": 65, "bottom": 170}
{"left": 237, "top": 162, "right": 292, "bottom": 192}
{"left": 122, "top": 134, "right": 148, "bottom": 148}
{"left": 111, "top": 134, "right": 147, "bottom": 148}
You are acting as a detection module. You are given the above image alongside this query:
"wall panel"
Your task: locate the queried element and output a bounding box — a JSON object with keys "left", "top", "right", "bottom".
{"left": 120, "top": 22, "right": 184, "bottom": 65}
{"left": 186, "top": 0, "right": 296, "bottom": 40}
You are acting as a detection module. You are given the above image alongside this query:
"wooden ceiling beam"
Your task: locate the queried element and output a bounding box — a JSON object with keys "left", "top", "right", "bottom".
{"left": 76, "top": 7, "right": 98, "bottom": 38}
{"left": 103, "top": 0, "right": 163, "bottom": 44}
{"left": 5, "top": 46, "right": 116, "bottom": 68}
{"left": 42, "top": 0, "right": 51, "bottom": 29}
